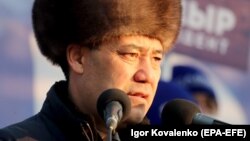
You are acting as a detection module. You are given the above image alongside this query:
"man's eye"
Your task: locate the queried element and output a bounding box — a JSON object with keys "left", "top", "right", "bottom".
{"left": 126, "top": 53, "right": 138, "bottom": 58}
{"left": 154, "top": 57, "right": 162, "bottom": 62}
{"left": 119, "top": 52, "right": 139, "bottom": 59}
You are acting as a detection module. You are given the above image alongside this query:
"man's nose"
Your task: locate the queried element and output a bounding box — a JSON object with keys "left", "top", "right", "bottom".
{"left": 133, "top": 58, "right": 156, "bottom": 83}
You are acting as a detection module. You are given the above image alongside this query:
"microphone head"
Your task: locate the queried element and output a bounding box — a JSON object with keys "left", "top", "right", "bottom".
{"left": 97, "top": 88, "right": 131, "bottom": 122}
{"left": 161, "top": 98, "right": 201, "bottom": 126}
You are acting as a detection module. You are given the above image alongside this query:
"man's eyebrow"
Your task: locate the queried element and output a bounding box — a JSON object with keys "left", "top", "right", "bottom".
{"left": 153, "top": 49, "right": 163, "bottom": 55}
{"left": 120, "top": 44, "right": 163, "bottom": 54}
{"left": 119, "top": 44, "right": 141, "bottom": 50}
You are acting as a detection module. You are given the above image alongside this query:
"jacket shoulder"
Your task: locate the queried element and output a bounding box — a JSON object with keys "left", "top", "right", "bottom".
{"left": 0, "top": 114, "right": 54, "bottom": 141}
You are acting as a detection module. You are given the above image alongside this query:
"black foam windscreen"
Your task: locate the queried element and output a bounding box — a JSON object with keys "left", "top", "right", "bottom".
{"left": 97, "top": 88, "right": 131, "bottom": 121}
{"left": 161, "top": 98, "right": 201, "bottom": 126}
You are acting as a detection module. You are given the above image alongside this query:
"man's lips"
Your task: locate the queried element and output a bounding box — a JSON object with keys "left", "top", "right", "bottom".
{"left": 127, "top": 92, "right": 149, "bottom": 99}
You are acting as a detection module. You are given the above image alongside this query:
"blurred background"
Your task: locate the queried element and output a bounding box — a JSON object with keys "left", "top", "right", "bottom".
{"left": 0, "top": 0, "right": 250, "bottom": 127}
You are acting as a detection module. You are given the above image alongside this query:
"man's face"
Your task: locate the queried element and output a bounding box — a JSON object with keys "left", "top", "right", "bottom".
{"left": 78, "top": 35, "right": 163, "bottom": 124}
{"left": 193, "top": 92, "right": 218, "bottom": 115}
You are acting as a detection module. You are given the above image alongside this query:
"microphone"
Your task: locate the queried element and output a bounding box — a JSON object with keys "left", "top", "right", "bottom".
{"left": 161, "top": 99, "right": 230, "bottom": 126}
{"left": 97, "top": 88, "right": 131, "bottom": 133}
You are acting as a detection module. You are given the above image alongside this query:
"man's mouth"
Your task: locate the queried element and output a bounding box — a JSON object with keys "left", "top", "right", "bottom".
{"left": 127, "top": 92, "right": 149, "bottom": 99}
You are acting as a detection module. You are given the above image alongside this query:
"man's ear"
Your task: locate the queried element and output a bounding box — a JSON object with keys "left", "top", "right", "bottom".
{"left": 66, "top": 44, "right": 86, "bottom": 74}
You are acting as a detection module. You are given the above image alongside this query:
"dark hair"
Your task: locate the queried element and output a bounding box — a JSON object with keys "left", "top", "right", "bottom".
{"left": 32, "top": 0, "right": 182, "bottom": 79}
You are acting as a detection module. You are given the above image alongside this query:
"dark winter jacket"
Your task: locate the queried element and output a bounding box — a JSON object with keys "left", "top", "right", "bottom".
{"left": 0, "top": 81, "right": 104, "bottom": 141}
{"left": 0, "top": 81, "right": 149, "bottom": 141}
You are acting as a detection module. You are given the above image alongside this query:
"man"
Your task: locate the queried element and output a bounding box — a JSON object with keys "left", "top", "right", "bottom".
{"left": 171, "top": 65, "right": 218, "bottom": 116}
{"left": 0, "top": 0, "right": 182, "bottom": 140}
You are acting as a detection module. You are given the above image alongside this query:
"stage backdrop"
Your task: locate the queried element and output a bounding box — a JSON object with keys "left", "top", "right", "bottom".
{"left": 0, "top": 0, "right": 249, "bottom": 128}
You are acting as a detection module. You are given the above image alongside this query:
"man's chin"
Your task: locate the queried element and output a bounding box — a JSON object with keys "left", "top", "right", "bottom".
{"left": 117, "top": 110, "right": 148, "bottom": 130}
{"left": 124, "top": 107, "right": 146, "bottom": 124}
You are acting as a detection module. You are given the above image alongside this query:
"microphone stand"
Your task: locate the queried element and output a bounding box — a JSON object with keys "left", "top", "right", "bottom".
{"left": 107, "top": 127, "right": 120, "bottom": 141}
{"left": 107, "top": 127, "right": 112, "bottom": 141}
